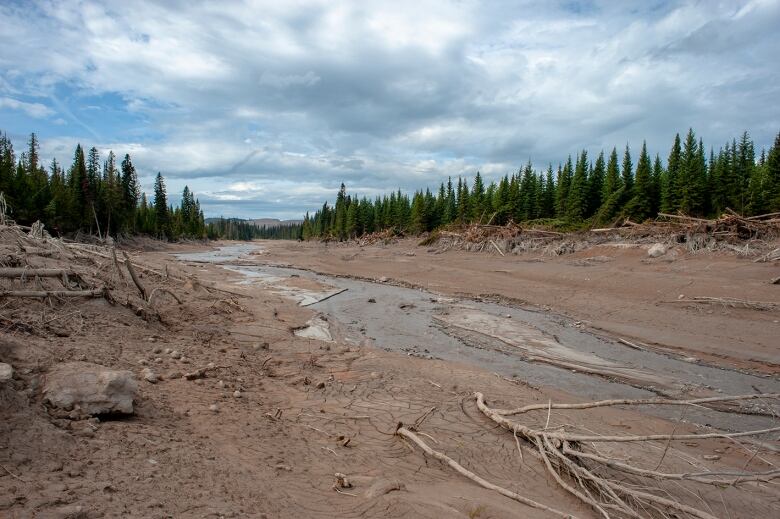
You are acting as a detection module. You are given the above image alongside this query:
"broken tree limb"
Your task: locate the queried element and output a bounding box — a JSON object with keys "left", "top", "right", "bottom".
{"left": 122, "top": 250, "right": 147, "bottom": 300}
{"left": 395, "top": 425, "right": 576, "bottom": 518}
{"left": 0, "top": 289, "right": 104, "bottom": 298}
{"left": 300, "top": 288, "right": 348, "bottom": 307}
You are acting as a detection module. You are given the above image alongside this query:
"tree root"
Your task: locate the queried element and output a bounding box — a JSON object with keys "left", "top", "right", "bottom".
{"left": 473, "top": 391, "right": 780, "bottom": 518}
{"left": 395, "top": 424, "right": 576, "bottom": 518}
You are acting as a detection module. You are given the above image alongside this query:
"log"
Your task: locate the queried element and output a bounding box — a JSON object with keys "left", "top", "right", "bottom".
{"left": 0, "top": 268, "right": 76, "bottom": 278}
{"left": 122, "top": 251, "right": 147, "bottom": 301}
{"left": 657, "top": 212, "right": 712, "bottom": 223}
{"left": 0, "top": 289, "right": 104, "bottom": 298}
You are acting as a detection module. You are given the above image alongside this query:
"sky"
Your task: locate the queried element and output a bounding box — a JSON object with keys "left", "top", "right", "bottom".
{"left": 1, "top": 0, "right": 779, "bottom": 219}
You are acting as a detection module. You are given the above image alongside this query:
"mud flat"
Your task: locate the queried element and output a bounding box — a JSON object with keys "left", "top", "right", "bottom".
{"left": 174, "top": 243, "right": 780, "bottom": 433}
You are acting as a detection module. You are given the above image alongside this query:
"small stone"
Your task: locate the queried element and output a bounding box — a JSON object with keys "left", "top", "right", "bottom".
{"left": 703, "top": 454, "right": 721, "bottom": 461}
{"left": 170, "top": 350, "right": 182, "bottom": 359}
{"left": 207, "top": 362, "right": 215, "bottom": 369}
{"left": 0, "top": 362, "right": 14, "bottom": 383}
{"left": 316, "top": 381, "right": 325, "bottom": 389}
{"left": 233, "top": 390, "right": 242, "bottom": 398}
{"left": 152, "top": 347, "right": 162, "bottom": 354}
{"left": 138, "top": 359, "right": 148, "bottom": 366}
{"left": 367, "top": 298, "right": 376, "bottom": 303}
{"left": 164, "top": 348, "right": 172, "bottom": 354}
{"left": 168, "top": 371, "right": 183, "bottom": 379}
{"left": 154, "top": 357, "right": 163, "bottom": 364}
{"left": 378, "top": 276, "right": 389, "bottom": 283}
{"left": 647, "top": 243, "right": 667, "bottom": 258}
{"left": 141, "top": 368, "right": 158, "bottom": 384}
{"left": 180, "top": 356, "right": 190, "bottom": 364}
{"left": 217, "top": 380, "right": 225, "bottom": 388}
{"left": 209, "top": 404, "right": 219, "bottom": 413}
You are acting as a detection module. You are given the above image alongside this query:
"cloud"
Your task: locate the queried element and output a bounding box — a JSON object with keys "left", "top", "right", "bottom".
{"left": 1, "top": 0, "right": 778, "bottom": 219}
{"left": 0, "top": 96, "right": 55, "bottom": 118}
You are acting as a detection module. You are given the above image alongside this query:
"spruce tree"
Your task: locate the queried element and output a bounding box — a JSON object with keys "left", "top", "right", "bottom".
{"left": 627, "top": 141, "right": 653, "bottom": 220}
{"left": 153, "top": 172, "right": 169, "bottom": 238}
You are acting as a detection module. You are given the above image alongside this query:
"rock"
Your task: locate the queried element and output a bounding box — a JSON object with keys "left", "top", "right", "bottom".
{"left": 647, "top": 243, "right": 667, "bottom": 258}
{"left": 35, "top": 504, "right": 87, "bottom": 519}
{"left": 365, "top": 478, "right": 405, "bottom": 499}
{"left": 367, "top": 298, "right": 376, "bottom": 303}
{"left": 209, "top": 404, "right": 219, "bottom": 413}
{"left": 378, "top": 276, "right": 389, "bottom": 283}
{"left": 703, "top": 454, "right": 721, "bottom": 461}
{"left": 233, "top": 390, "right": 242, "bottom": 398}
{"left": 43, "top": 362, "right": 138, "bottom": 416}
{"left": 170, "top": 350, "right": 182, "bottom": 359}
{"left": 167, "top": 371, "right": 183, "bottom": 380}
{"left": 0, "top": 362, "right": 13, "bottom": 383}
{"left": 141, "top": 368, "right": 158, "bottom": 384}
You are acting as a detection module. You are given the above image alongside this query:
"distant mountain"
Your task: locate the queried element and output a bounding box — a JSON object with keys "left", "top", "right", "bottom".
{"left": 205, "top": 217, "right": 303, "bottom": 228}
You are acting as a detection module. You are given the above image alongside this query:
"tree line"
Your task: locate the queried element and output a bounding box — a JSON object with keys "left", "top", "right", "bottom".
{"left": 205, "top": 218, "right": 303, "bottom": 240}
{"left": 0, "top": 131, "right": 207, "bottom": 240}
{"left": 302, "top": 129, "right": 780, "bottom": 240}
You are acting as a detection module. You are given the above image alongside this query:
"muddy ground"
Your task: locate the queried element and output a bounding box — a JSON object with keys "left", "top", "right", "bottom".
{"left": 1, "top": 236, "right": 779, "bottom": 518}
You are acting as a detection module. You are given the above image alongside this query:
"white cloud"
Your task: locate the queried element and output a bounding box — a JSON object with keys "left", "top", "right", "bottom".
{"left": 0, "top": 97, "right": 55, "bottom": 118}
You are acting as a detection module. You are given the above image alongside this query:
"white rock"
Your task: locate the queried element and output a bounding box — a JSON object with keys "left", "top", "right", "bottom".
{"left": 170, "top": 350, "right": 182, "bottom": 359}
{"left": 233, "top": 390, "right": 242, "bottom": 398}
{"left": 647, "top": 243, "right": 667, "bottom": 258}
{"left": 141, "top": 368, "right": 158, "bottom": 384}
{"left": 209, "top": 404, "right": 219, "bottom": 413}
{"left": 43, "top": 362, "right": 137, "bottom": 415}
{"left": 0, "top": 362, "right": 13, "bottom": 383}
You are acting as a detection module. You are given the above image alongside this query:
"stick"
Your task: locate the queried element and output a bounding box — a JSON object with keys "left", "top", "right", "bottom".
{"left": 0, "top": 289, "right": 104, "bottom": 298}
{"left": 122, "top": 250, "right": 147, "bottom": 301}
{"left": 300, "top": 288, "right": 348, "bottom": 307}
{"left": 490, "top": 240, "right": 505, "bottom": 256}
{"left": 148, "top": 287, "right": 183, "bottom": 305}
{"left": 395, "top": 425, "right": 575, "bottom": 518}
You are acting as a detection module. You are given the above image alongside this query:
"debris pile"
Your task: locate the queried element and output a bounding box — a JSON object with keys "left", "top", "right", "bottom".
{"left": 424, "top": 210, "right": 780, "bottom": 257}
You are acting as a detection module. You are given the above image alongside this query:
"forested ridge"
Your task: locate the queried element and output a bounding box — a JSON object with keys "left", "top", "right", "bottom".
{"left": 303, "top": 129, "right": 780, "bottom": 241}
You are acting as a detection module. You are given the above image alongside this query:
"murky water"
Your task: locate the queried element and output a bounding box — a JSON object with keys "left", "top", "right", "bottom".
{"left": 175, "top": 244, "right": 780, "bottom": 432}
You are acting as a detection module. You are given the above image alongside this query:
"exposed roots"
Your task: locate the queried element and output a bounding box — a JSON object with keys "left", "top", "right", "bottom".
{"left": 472, "top": 392, "right": 780, "bottom": 519}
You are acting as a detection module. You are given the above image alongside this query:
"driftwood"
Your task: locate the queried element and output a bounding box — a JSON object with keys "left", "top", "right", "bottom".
{"left": 0, "top": 268, "right": 76, "bottom": 278}
{"left": 665, "top": 296, "right": 778, "bottom": 311}
{"left": 395, "top": 425, "right": 575, "bottom": 518}
{"left": 0, "top": 289, "right": 104, "bottom": 299}
{"left": 122, "top": 251, "right": 147, "bottom": 300}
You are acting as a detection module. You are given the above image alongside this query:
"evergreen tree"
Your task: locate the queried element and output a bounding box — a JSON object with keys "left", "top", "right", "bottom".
{"left": 153, "top": 172, "right": 169, "bottom": 237}
{"left": 627, "top": 141, "right": 653, "bottom": 221}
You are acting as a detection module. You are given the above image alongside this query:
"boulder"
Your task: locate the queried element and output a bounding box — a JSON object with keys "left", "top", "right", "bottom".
{"left": 0, "top": 362, "right": 12, "bottom": 383}
{"left": 647, "top": 243, "right": 667, "bottom": 258}
{"left": 43, "top": 362, "right": 137, "bottom": 415}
